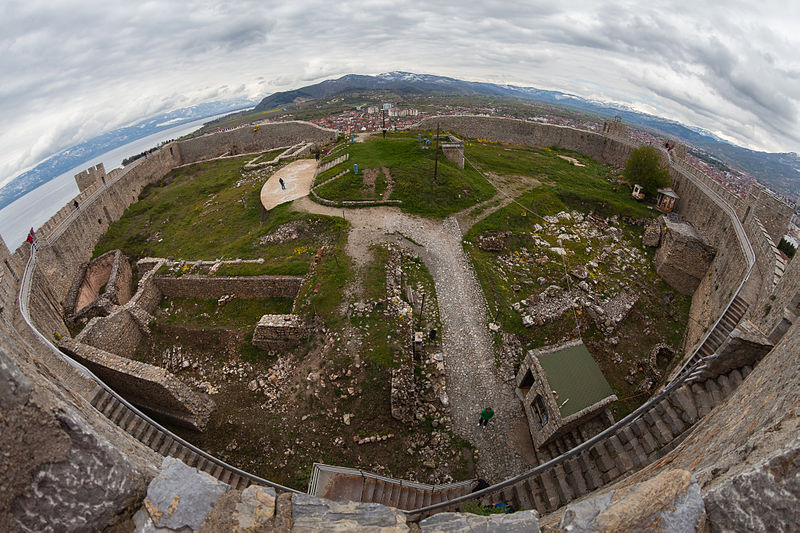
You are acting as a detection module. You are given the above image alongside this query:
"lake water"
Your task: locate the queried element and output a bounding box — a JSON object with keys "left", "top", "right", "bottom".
{"left": 0, "top": 114, "right": 227, "bottom": 251}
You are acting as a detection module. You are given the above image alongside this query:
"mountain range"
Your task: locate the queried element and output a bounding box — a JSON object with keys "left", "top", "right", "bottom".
{"left": 0, "top": 98, "right": 254, "bottom": 211}
{"left": 256, "top": 72, "right": 800, "bottom": 198}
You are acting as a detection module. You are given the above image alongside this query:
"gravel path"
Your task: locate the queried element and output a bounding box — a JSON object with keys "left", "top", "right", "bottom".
{"left": 294, "top": 197, "right": 535, "bottom": 482}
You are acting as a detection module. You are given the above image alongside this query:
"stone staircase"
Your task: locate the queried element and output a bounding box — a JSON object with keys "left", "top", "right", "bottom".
{"left": 89, "top": 385, "right": 296, "bottom": 494}
{"left": 681, "top": 295, "right": 749, "bottom": 371}
{"left": 477, "top": 365, "right": 752, "bottom": 515}
{"left": 535, "top": 411, "right": 614, "bottom": 463}
{"left": 308, "top": 463, "right": 475, "bottom": 511}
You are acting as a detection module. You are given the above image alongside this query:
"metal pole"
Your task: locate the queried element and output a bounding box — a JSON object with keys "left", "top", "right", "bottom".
{"left": 434, "top": 122, "right": 440, "bottom": 185}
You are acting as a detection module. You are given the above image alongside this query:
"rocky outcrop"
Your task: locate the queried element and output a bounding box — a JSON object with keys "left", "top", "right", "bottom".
{"left": 1, "top": 331, "right": 157, "bottom": 532}
{"left": 559, "top": 469, "right": 705, "bottom": 532}
{"left": 420, "top": 509, "right": 540, "bottom": 532}
{"left": 654, "top": 218, "right": 715, "bottom": 296}
{"left": 703, "top": 442, "right": 800, "bottom": 532}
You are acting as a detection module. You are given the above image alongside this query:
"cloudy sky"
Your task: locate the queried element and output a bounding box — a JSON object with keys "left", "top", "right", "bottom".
{"left": 2, "top": 0, "right": 799, "bottom": 183}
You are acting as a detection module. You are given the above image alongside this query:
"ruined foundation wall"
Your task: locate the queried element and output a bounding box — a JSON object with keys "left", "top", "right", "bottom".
{"left": 175, "top": 121, "right": 337, "bottom": 165}
{"left": 154, "top": 275, "right": 303, "bottom": 300}
{"left": 58, "top": 339, "right": 214, "bottom": 431}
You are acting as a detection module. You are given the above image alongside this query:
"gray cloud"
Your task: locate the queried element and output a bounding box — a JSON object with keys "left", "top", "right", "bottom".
{"left": 1, "top": 0, "right": 799, "bottom": 184}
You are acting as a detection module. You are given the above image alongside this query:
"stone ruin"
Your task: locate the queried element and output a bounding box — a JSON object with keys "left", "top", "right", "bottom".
{"left": 654, "top": 217, "right": 715, "bottom": 296}
{"left": 439, "top": 134, "right": 465, "bottom": 169}
{"left": 64, "top": 249, "right": 132, "bottom": 328}
{"left": 252, "top": 314, "right": 307, "bottom": 351}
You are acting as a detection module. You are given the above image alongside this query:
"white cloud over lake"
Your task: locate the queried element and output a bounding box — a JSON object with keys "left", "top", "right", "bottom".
{"left": 1, "top": 0, "right": 799, "bottom": 181}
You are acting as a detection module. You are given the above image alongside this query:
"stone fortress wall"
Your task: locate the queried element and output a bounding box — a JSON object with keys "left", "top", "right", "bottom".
{"left": 417, "top": 115, "right": 791, "bottom": 352}
{"left": 0, "top": 121, "right": 337, "bottom": 341}
{"left": 2, "top": 116, "right": 798, "bottom": 530}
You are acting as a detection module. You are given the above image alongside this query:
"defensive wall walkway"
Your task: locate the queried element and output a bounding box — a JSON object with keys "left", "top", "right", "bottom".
{"left": 9, "top": 116, "right": 775, "bottom": 522}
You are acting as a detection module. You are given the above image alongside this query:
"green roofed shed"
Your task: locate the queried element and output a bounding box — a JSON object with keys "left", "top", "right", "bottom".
{"left": 537, "top": 342, "right": 614, "bottom": 418}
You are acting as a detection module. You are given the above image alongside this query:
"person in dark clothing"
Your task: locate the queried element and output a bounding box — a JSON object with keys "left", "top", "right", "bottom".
{"left": 279, "top": 177, "right": 286, "bottom": 190}
{"left": 478, "top": 407, "right": 494, "bottom": 426}
{"left": 73, "top": 200, "right": 79, "bottom": 210}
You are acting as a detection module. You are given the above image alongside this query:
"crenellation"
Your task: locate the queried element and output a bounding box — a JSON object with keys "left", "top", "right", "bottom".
{"left": 3, "top": 116, "right": 799, "bottom": 530}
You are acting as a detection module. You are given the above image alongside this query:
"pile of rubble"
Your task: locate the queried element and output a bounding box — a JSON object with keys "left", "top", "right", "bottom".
{"left": 476, "top": 230, "right": 512, "bottom": 251}
{"left": 258, "top": 220, "right": 310, "bottom": 244}
{"left": 513, "top": 282, "right": 639, "bottom": 334}
{"left": 247, "top": 356, "right": 296, "bottom": 412}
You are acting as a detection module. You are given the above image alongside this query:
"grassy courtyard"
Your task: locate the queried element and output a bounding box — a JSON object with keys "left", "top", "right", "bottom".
{"left": 313, "top": 131, "right": 495, "bottom": 217}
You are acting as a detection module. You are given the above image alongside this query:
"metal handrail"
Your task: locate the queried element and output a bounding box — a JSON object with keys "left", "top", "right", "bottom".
{"left": 399, "top": 139, "right": 758, "bottom": 520}
{"left": 400, "top": 358, "right": 709, "bottom": 520}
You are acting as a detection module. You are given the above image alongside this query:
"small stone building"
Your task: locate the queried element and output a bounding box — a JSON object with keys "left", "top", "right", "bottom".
{"left": 515, "top": 340, "right": 617, "bottom": 449}
{"left": 656, "top": 188, "right": 679, "bottom": 213}
{"left": 64, "top": 249, "right": 132, "bottom": 328}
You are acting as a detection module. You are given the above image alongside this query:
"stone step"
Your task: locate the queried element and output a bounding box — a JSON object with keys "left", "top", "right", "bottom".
{"left": 668, "top": 385, "right": 699, "bottom": 425}
{"left": 705, "top": 378, "right": 724, "bottom": 405}
{"left": 564, "top": 457, "right": 589, "bottom": 498}
{"left": 690, "top": 383, "right": 714, "bottom": 418}
{"left": 363, "top": 477, "right": 377, "bottom": 503}
{"left": 606, "top": 435, "right": 635, "bottom": 475}
{"left": 642, "top": 411, "right": 674, "bottom": 446}
{"left": 576, "top": 451, "right": 603, "bottom": 491}
{"left": 619, "top": 427, "right": 650, "bottom": 469}
{"left": 512, "top": 481, "right": 534, "bottom": 511}
{"left": 538, "top": 470, "right": 561, "bottom": 512}
{"left": 553, "top": 463, "right": 575, "bottom": 505}
{"left": 631, "top": 418, "right": 659, "bottom": 455}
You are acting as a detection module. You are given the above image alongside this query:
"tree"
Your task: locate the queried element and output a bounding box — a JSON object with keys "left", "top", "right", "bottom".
{"left": 624, "top": 146, "right": 672, "bottom": 196}
{"left": 778, "top": 237, "right": 797, "bottom": 258}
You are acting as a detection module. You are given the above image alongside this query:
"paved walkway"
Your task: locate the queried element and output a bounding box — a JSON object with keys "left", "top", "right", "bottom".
{"left": 294, "top": 197, "right": 535, "bottom": 482}
{"left": 260, "top": 159, "right": 318, "bottom": 211}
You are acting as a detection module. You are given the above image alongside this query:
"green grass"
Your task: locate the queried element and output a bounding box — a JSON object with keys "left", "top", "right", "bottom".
{"left": 213, "top": 261, "right": 308, "bottom": 276}
{"left": 466, "top": 142, "right": 654, "bottom": 219}
{"left": 159, "top": 296, "right": 293, "bottom": 329}
{"left": 93, "top": 155, "right": 348, "bottom": 274}
{"left": 313, "top": 131, "right": 495, "bottom": 217}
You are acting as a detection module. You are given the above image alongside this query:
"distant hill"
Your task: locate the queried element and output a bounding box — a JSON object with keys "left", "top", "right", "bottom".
{"left": 255, "top": 72, "right": 800, "bottom": 198}
{"left": 0, "top": 99, "right": 255, "bottom": 211}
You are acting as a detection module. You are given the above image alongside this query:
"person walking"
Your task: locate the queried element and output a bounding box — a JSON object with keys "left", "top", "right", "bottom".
{"left": 279, "top": 177, "right": 286, "bottom": 190}
{"left": 478, "top": 407, "right": 494, "bottom": 427}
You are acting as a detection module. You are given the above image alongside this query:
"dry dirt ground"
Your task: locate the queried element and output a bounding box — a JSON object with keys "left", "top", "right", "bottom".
{"left": 294, "top": 196, "right": 537, "bottom": 482}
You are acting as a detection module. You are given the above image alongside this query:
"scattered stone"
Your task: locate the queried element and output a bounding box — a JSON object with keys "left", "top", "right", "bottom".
{"left": 488, "top": 323, "right": 501, "bottom": 332}
{"left": 420, "top": 510, "right": 540, "bottom": 532}
{"left": 135, "top": 457, "right": 229, "bottom": 531}
{"left": 559, "top": 469, "right": 704, "bottom": 532}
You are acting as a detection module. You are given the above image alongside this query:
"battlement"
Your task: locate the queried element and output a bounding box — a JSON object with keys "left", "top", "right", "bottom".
{"left": 2, "top": 117, "right": 799, "bottom": 531}
{"left": 74, "top": 162, "right": 107, "bottom": 192}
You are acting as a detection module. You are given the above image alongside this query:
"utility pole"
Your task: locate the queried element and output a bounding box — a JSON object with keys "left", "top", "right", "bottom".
{"left": 433, "top": 121, "right": 440, "bottom": 185}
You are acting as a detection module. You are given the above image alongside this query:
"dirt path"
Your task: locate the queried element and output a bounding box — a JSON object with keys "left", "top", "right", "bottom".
{"left": 293, "top": 197, "right": 534, "bottom": 482}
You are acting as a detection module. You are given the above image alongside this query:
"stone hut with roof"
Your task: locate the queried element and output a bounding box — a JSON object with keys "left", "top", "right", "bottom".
{"left": 515, "top": 339, "right": 617, "bottom": 449}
